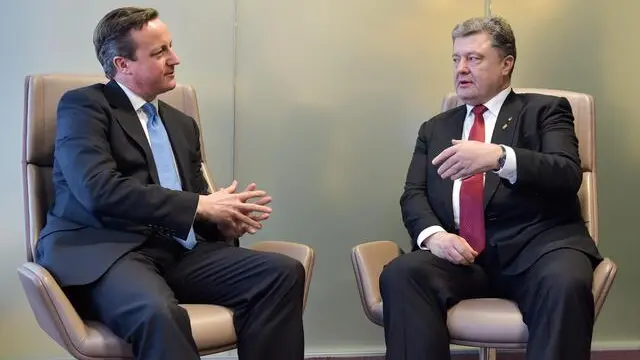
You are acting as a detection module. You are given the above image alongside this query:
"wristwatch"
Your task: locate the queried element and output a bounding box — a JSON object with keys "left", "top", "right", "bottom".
{"left": 495, "top": 145, "right": 506, "bottom": 171}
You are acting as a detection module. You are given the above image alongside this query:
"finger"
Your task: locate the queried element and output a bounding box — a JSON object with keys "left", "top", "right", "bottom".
{"left": 233, "top": 211, "right": 263, "bottom": 230}
{"left": 250, "top": 212, "right": 270, "bottom": 221}
{"left": 246, "top": 226, "right": 258, "bottom": 234}
{"left": 432, "top": 145, "right": 456, "bottom": 166}
{"left": 452, "top": 139, "right": 463, "bottom": 145}
{"left": 237, "top": 202, "right": 272, "bottom": 214}
{"left": 437, "top": 156, "right": 460, "bottom": 178}
{"left": 243, "top": 183, "right": 257, "bottom": 192}
{"left": 446, "top": 246, "right": 466, "bottom": 265}
{"left": 254, "top": 196, "right": 272, "bottom": 206}
{"left": 454, "top": 238, "right": 477, "bottom": 263}
{"left": 223, "top": 180, "right": 238, "bottom": 193}
{"left": 237, "top": 190, "right": 268, "bottom": 202}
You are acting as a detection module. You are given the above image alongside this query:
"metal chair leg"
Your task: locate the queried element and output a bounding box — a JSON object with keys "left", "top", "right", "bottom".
{"left": 479, "top": 347, "right": 497, "bottom": 360}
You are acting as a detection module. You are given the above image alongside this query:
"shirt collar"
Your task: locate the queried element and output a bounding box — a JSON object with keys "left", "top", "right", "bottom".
{"left": 115, "top": 80, "right": 159, "bottom": 113}
{"left": 465, "top": 86, "right": 512, "bottom": 118}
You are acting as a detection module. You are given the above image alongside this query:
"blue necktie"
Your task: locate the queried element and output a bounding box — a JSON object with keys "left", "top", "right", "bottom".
{"left": 142, "top": 102, "right": 197, "bottom": 249}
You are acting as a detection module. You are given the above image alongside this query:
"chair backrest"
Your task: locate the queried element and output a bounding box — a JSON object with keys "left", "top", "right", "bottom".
{"left": 441, "top": 88, "right": 598, "bottom": 243}
{"left": 22, "top": 74, "right": 217, "bottom": 261}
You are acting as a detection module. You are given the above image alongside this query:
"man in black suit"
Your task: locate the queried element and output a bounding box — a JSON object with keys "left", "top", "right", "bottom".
{"left": 380, "top": 16, "right": 602, "bottom": 360}
{"left": 35, "top": 7, "right": 305, "bottom": 360}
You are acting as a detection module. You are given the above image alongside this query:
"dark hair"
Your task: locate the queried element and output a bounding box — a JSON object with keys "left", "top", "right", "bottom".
{"left": 93, "top": 7, "right": 159, "bottom": 79}
{"left": 452, "top": 16, "right": 517, "bottom": 76}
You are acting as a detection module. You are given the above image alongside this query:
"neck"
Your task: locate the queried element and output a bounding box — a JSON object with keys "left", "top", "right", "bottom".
{"left": 114, "top": 75, "right": 155, "bottom": 102}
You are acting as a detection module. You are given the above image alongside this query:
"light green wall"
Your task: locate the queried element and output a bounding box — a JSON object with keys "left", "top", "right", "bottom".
{"left": 0, "top": 1, "right": 638, "bottom": 358}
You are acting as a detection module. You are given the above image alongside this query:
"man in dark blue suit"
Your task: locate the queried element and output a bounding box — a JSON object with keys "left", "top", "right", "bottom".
{"left": 380, "top": 16, "right": 602, "bottom": 360}
{"left": 35, "top": 7, "right": 305, "bottom": 360}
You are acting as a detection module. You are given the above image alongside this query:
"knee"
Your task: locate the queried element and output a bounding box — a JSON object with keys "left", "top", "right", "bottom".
{"left": 539, "top": 271, "right": 592, "bottom": 301}
{"left": 265, "top": 253, "right": 306, "bottom": 288}
{"left": 379, "top": 254, "right": 423, "bottom": 293}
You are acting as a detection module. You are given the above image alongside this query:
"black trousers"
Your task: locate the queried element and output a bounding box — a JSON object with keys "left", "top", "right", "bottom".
{"left": 67, "top": 237, "right": 305, "bottom": 360}
{"left": 379, "top": 247, "right": 598, "bottom": 360}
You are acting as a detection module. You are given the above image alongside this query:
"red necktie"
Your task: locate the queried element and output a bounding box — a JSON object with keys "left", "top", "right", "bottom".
{"left": 459, "top": 105, "right": 487, "bottom": 253}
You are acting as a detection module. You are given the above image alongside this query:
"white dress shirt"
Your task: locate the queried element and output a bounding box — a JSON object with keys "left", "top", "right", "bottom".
{"left": 418, "top": 87, "right": 518, "bottom": 250}
{"left": 115, "top": 81, "right": 180, "bottom": 179}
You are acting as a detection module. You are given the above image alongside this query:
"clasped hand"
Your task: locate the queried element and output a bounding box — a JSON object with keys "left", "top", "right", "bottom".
{"left": 432, "top": 140, "right": 502, "bottom": 180}
{"left": 197, "top": 181, "right": 272, "bottom": 239}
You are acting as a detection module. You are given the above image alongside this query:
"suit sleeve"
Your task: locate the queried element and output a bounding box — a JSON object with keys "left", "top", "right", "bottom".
{"left": 400, "top": 121, "right": 444, "bottom": 244}
{"left": 55, "top": 90, "right": 197, "bottom": 239}
{"left": 509, "top": 96, "right": 582, "bottom": 195}
{"left": 189, "top": 119, "right": 212, "bottom": 195}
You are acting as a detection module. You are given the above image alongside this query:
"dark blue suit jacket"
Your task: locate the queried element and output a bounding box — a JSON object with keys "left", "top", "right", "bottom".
{"left": 400, "top": 91, "right": 602, "bottom": 274}
{"left": 36, "top": 80, "right": 225, "bottom": 286}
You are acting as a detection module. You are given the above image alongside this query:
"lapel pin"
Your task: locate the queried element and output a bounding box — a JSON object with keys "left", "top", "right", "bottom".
{"left": 501, "top": 117, "right": 512, "bottom": 130}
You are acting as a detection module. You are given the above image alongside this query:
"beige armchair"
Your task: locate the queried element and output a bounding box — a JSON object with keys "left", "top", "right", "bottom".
{"left": 18, "top": 74, "right": 315, "bottom": 359}
{"left": 351, "top": 89, "right": 617, "bottom": 360}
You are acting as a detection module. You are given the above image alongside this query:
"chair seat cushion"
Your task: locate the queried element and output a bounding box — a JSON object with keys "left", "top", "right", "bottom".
{"left": 75, "top": 304, "right": 236, "bottom": 358}
{"left": 182, "top": 304, "right": 237, "bottom": 350}
{"left": 447, "top": 298, "right": 528, "bottom": 346}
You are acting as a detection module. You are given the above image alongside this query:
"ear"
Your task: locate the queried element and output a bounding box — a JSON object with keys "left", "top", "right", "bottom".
{"left": 113, "top": 56, "right": 130, "bottom": 75}
{"left": 501, "top": 55, "right": 515, "bottom": 76}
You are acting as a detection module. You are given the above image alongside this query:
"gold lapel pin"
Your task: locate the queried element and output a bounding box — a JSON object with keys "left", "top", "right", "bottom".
{"left": 502, "top": 117, "right": 512, "bottom": 130}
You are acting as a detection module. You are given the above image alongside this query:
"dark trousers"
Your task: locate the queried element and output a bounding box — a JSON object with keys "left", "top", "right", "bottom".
{"left": 379, "top": 247, "right": 598, "bottom": 360}
{"left": 67, "top": 238, "right": 305, "bottom": 360}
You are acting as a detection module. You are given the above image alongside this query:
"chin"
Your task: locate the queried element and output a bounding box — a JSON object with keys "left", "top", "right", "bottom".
{"left": 456, "top": 89, "right": 475, "bottom": 103}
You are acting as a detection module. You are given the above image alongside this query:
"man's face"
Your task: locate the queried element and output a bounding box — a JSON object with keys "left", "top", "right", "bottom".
{"left": 452, "top": 32, "right": 513, "bottom": 105}
{"left": 119, "top": 18, "right": 180, "bottom": 100}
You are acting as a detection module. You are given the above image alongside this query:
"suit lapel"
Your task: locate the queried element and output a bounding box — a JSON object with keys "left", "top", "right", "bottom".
{"left": 104, "top": 80, "right": 160, "bottom": 184}
{"left": 443, "top": 107, "right": 467, "bottom": 225}
{"left": 484, "top": 90, "right": 522, "bottom": 208}
{"left": 158, "top": 102, "right": 191, "bottom": 191}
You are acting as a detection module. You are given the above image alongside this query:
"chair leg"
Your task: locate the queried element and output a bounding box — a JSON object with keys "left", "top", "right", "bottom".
{"left": 479, "top": 347, "right": 497, "bottom": 360}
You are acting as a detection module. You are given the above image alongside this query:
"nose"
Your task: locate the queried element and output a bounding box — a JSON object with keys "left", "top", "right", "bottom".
{"left": 456, "top": 58, "right": 469, "bottom": 74}
{"left": 168, "top": 48, "right": 181, "bottom": 66}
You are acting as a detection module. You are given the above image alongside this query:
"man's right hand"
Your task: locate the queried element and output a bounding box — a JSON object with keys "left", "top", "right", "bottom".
{"left": 196, "top": 180, "right": 272, "bottom": 230}
{"left": 423, "top": 232, "right": 478, "bottom": 265}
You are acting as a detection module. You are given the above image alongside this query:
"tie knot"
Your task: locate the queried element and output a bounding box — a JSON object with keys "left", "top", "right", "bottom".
{"left": 472, "top": 104, "right": 488, "bottom": 116}
{"left": 141, "top": 102, "right": 158, "bottom": 123}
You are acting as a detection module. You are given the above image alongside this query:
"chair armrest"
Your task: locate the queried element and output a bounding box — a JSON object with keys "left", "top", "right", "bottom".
{"left": 249, "top": 241, "right": 315, "bottom": 310}
{"left": 17, "top": 262, "right": 88, "bottom": 352}
{"left": 351, "top": 240, "right": 402, "bottom": 325}
{"left": 592, "top": 257, "right": 617, "bottom": 319}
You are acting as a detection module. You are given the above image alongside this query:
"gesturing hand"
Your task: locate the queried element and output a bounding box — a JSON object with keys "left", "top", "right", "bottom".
{"left": 432, "top": 140, "right": 502, "bottom": 180}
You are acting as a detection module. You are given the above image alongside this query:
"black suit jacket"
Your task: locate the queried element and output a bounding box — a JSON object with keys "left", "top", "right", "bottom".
{"left": 36, "top": 80, "right": 229, "bottom": 287}
{"left": 400, "top": 90, "right": 602, "bottom": 274}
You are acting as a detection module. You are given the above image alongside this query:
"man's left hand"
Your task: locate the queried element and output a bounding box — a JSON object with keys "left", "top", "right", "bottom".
{"left": 432, "top": 140, "right": 502, "bottom": 180}
{"left": 217, "top": 182, "right": 271, "bottom": 239}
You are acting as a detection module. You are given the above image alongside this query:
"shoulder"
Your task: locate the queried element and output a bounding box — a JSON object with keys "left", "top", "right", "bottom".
{"left": 59, "top": 83, "right": 108, "bottom": 105}
{"left": 418, "top": 104, "right": 466, "bottom": 133}
{"left": 513, "top": 91, "right": 571, "bottom": 112}
{"left": 159, "top": 100, "right": 198, "bottom": 131}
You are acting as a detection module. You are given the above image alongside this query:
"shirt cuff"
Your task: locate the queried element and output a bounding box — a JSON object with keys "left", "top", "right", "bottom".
{"left": 417, "top": 226, "right": 446, "bottom": 250}
{"left": 495, "top": 145, "right": 517, "bottom": 184}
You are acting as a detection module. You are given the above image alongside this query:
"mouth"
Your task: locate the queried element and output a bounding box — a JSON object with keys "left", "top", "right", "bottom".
{"left": 457, "top": 80, "right": 473, "bottom": 88}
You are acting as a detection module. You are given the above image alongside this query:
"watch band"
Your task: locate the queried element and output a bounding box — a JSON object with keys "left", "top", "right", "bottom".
{"left": 495, "top": 145, "right": 507, "bottom": 171}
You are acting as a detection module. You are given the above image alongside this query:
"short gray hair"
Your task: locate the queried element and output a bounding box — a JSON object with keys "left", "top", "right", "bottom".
{"left": 452, "top": 16, "right": 516, "bottom": 74}
{"left": 93, "top": 7, "right": 159, "bottom": 79}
